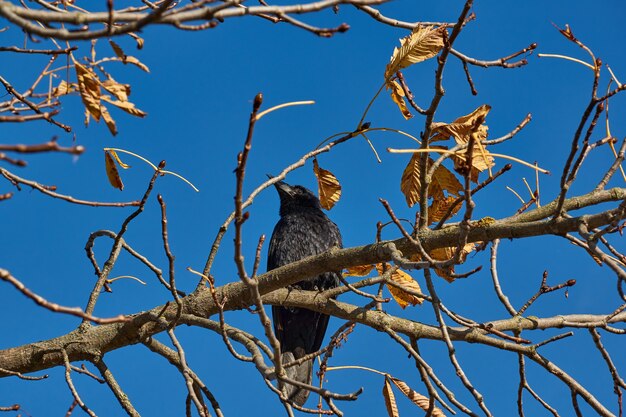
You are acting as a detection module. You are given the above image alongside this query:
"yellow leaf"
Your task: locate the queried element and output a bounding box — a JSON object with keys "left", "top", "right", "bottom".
{"left": 101, "top": 106, "right": 117, "bottom": 136}
{"left": 104, "top": 151, "right": 124, "bottom": 190}
{"left": 383, "top": 377, "right": 400, "bottom": 417}
{"left": 429, "top": 248, "right": 455, "bottom": 282}
{"left": 390, "top": 377, "right": 447, "bottom": 417}
{"left": 344, "top": 265, "right": 375, "bottom": 277}
{"left": 430, "top": 243, "right": 476, "bottom": 282}
{"left": 385, "top": 25, "right": 446, "bottom": 79}
{"left": 313, "top": 158, "right": 341, "bottom": 210}
{"left": 51, "top": 80, "right": 76, "bottom": 96}
{"left": 108, "top": 149, "right": 131, "bottom": 169}
{"left": 387, "top": 80, "right": 412, "bottom": 120}
{"left": 400, "top": 153, "right": 426, "bottom": 208}
{"left": 377, "top": 264, "right": 423, "bottom": 308}
{"left": 428, "top": 163, "right": 463, "bottom": 199}
{"left": 428, "top": 195, "right": 460, "bottom": 225}
{"left": 429, "top": 246, "right": 453, "bottom": 262}
{"left": 75, "top": 63, "right": 102, "bottom": 123}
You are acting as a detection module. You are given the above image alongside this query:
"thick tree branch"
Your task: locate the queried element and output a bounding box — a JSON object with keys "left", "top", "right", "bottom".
{"left": 1, "top": 189, "right": 626, "bottom": 378}
{"left": 0, "top": 0, "right": 387, "bottom": 40}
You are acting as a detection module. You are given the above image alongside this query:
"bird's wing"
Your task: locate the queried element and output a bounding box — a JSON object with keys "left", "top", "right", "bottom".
{"left": 272, "top": 304, "right": 331, "bottom": 354}
{"left": 267, "top": 212, "right": 342, "bottom": 354}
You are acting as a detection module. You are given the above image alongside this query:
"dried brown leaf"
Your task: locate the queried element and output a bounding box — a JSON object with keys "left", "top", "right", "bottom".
{"left": 431, "top": 104, "right": 491, "bottom": 143}
{"left": 101, "top": 96, "right": 147, "bottom": 118}
{"left": 451, "top": 131, "right": 494, "bottom": 183}
{"left": 590, "top": 254, "right": 603, "bottom": 265}
{"left": 109, "top": 40, "right": 150, "bottom": 72}
{"left": 75, "top": 62, "right": 102, "bottom": 124}
{"left": 83, "top": 107, "right": 90, "bottom": 127}
{"left": 109, "top": 40, "right": 125, "bottom": 59}
{"left": 400, "top": 153, "right": 426, "bottom": 208}
{"left": 104, "top": 151, "right": 124, "bottom": 190}
{"left": 128, "top": 32, "right": 145, "bottom": 49}
{"left": 431, "top": 266, "right": 456, "bottom": 282}
{"left": 430, "top": 243, "right": 476, "bottom": 282}
{"left": 124, "top": 55, "right": 150, "bottom": 73}
{"left": 402, "top": 154, "right": 462, "bottom": 207}
{"left": 429, "top": 163, "right": 462, "bottom": 199}
{"left": 557, "top": 24, "right": 576, "bottom": 42}
{"left": 313, "top": 158, "right": 341, "bottom": 210}
{"left": 90, "top": 39, "right": 97, "bottom": 62}
{"left": 385, "top": 25, "right": 446, "bottom": 79}
{"left": 390, "top": 377, "right": 447, "bottom": 417}
{"left": 101, "top": 79, "right": 131, "bottom": 102}
{"left": 387, "top": 80, "right": 412, "bottom": 120}
{"left": 377, "top": 264, "right": 423, "bottom": 308}
{"left": 101, "top": 106, "right": 117, "bottom": 136}
{"left": 387, "top": 272, "right": 424, "bottom": 308}
{"left": 344, "top": 264, "right": 376, "bottom": 277}
{"left": 383, "top": 377, "right": 400, "bottom": 417}
{"left": 428, "top": 195, "right": 460, "bottom": 225}
{"left": 431, "top": 105, "right": 494, "bottom": 182}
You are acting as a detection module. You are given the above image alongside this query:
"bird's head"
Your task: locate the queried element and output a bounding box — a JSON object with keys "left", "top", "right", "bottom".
{"left": 270, "top": 178, "right": 321, "bottom": 215}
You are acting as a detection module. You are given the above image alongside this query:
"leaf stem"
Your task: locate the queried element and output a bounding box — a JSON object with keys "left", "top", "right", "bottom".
{"left": 387, "top": 148, "right": 550, "bottom": 174}
{"left": 104, "top": 147, "right": 200, "bottom": 191}
{"left": 325, "top": 365, "right": 388, "bottom": 377}
{"left": 358, "top": 80, "right": 387, "bottom": 129}
{"left": 107, "top": 275, "right": 147, "bottom": 285}
{"left": 255, "top": 100, "right": 315, "bottom": 121}
{"left": 537, "top": 53, "right": 595, "bottom": 70}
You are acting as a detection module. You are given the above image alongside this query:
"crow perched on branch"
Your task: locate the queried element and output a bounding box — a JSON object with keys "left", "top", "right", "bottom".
{"left": 267, "top": 179, "right": 342, "bottom": 406}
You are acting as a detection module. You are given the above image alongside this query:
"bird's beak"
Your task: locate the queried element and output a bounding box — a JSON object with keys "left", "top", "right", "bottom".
{"left": 275, "top": 181, "right": 295, "bottom": 197}
{"left": 267, "top": 174, "right": 295, "bottom": 197}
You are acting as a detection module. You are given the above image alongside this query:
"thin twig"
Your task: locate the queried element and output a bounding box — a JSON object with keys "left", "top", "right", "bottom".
{"left": 489, "top": 240, "right": 517, "bottom": 315}
{"left": 82, "top": 164, "right": 164, "bottom": 323}
{"left": 451, "top": 43, "right": 536, "bottom": 69}
{"left": 517, "top": 271, "right": 576, "bottom": 315}
{"left": 61, "top": 350, "right": 97, "bottom": 417}
{"left": 158, "top": 194, "right": 183, "bottom": 321}
{"left": 93, "top": 359, "right": 141, "bottom": 417}
{"left": 167, "top": 328, "right": 208, "bottom": 417}
{"left": 0, "top": 138, "right": 84, "bottom": 155}
{"left": 0, "top": 366, "right": 47, "bottom": 380}
{"left": 0, "top": 268, "right": 128, "bottom": 324}
{"left": 0, "top": 167, "right": 139, "bottom": 207}
{"left": 0, "top": 74, "right": 71, "bottom": 131}
{"left": 0, "top": 45, "right": 77, "bottom": 54}
{"left": 423, "top": 268, "right": 494, "bottom": 416}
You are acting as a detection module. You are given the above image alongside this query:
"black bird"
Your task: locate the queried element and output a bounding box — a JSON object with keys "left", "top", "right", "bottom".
{"left": 267, "top": 179, "right": 342, "bottom": 406}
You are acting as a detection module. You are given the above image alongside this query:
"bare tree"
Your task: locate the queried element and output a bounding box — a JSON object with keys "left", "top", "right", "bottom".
{"left": 1, "top": 1, "right": 625, "bottom": 416}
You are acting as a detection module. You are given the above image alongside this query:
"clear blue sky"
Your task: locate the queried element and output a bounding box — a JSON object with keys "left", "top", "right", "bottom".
{"left": 2, "top": 1, "right": 626, "bottom": 416}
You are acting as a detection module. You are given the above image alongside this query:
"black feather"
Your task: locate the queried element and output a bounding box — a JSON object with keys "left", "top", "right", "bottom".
{"left": 267, "top": 180, "right": 342, "bottom": 406}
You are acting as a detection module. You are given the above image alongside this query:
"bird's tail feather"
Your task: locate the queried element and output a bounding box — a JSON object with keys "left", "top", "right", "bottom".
{"left": 281, "top": 350, "right": 313, "bottom": 406}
